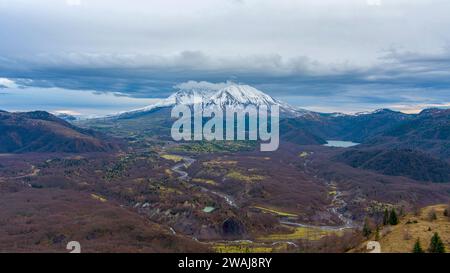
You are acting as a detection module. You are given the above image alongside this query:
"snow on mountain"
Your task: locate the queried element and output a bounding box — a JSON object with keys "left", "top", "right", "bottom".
{"left": 353, "top": 108, "right": 401, "bottom": 116}
{"left": 204, "top": 85, "right": 277, "bottom": 108}
{"left": 116, "top": 84, "right": 311, "bottom": 118}
{"left": 167, "top": 87, "right": 215, "bottom": 105}
{"left": 117, "top": 87, "right": 214, "bottom": 116}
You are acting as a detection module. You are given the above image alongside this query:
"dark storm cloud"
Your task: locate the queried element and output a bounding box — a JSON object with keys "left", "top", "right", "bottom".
{"left": 1, "top": 0, "right": 450, "bottom": 113}
{"left": 1, "top": 47, "right": 450, "bottom": 105}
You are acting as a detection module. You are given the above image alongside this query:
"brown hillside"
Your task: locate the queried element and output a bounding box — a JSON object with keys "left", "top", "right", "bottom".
{"left": 354, "top": 204, "right": 450, "bottom": 253}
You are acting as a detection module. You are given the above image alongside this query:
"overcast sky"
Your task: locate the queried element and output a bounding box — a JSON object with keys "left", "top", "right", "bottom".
{"left": 1, "top": 0, "right": 450, "bottom": 114}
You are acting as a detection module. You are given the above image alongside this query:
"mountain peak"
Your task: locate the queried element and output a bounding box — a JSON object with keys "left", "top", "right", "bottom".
{"left": 205, "top": 84, "right": 278, "bottom": 108}
{"left": 167, "top": 87, "right": 213, "bottom": 105}
{"left": 419, "top": 107, "right": 450, "bottom": 116}
{"left": 117, "top": 83, "right": 308, "bottom": 118}
{"left": 355, "top": 108, "right": 402, "bottom": 116}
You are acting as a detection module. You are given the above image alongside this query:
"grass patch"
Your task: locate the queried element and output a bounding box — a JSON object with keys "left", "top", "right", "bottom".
{"left": 158, "top": 186, "right": 183, "bottom": 195}
{"left": 213, "top": 241, "right": 294, "bottom": 253}
{"left": 202, "top": 160, "right": 238, "bottom": 167}
{"left": 213, "top": 244, "right": 273, "bottom": 253}
{"left": 192, "top": 178, "right": 218, "bottom": 186}
{"left": 226, "top": 171, "right": 265, "bottom": 183}
{"left": 91, "top": 194, "right": 107, "bottom": 202}
{"left": 253, "top": 206, "right": 298, "bottom": 217}
{"left": 160, "top": 154, "right": 184, "bottom": 162}
{"left": 259, "top": 226, "right": 341, "bottom": 241}
{"left": 299, "top": 152, "right": 309, "bottom": 158}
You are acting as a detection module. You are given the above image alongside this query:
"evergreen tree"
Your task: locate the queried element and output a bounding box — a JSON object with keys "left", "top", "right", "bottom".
{"left": 389, "top": 208, "right": 399, "bottom": 225}
{"left": 412, "top": 239, "right": 424, "bottom": 253}
{"left": 444, "top": 209, "right": 449, "bottom": 217}
{"left": 383, "top": 209, "right": 389, "bottom": 225}
{"left": 375, "top": 226, "right": 380, "bottom": 241}
{"left": 362, "top": 219, "right": 372, "bottom": 238}
{"left": 428, "top": 232, "right": 446, "bottom": 253}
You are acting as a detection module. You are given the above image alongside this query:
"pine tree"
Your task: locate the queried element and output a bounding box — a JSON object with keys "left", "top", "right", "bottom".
{"left": 428, "top": 232, "right": 446, "bottom": 253}
{"left": 389, "top": 208, "right": 399, "bottom": 225}
{"left": 362, "top": 219, "right": 372, "bottom": 238}
{"left": 383, "top": 209, "right": 389, "bottom": 226}
{"left": 375, "top": 226, "right": 380, "bottom": 241}
{"left": 412, "top": 239, "right": 424, "bottom": 253}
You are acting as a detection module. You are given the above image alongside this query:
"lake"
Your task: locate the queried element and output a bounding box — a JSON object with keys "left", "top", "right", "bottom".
{"left": 324, "top": 140, "right": 360, "bottom": 148}
{"left": 203, "top": 206, "right": 216, "bottom": 213}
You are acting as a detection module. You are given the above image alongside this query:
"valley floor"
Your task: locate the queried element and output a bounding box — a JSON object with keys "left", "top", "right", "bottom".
{"left": 1, "top": 139, "right": 450, "bottom": 253}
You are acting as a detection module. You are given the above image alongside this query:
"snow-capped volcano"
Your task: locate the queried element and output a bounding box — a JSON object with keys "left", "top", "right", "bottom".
{"left": 116, "top": 84, "right": 307, "bottom": 117}
{"left": 205, "top": 85, "right": 277, "bottom": 108}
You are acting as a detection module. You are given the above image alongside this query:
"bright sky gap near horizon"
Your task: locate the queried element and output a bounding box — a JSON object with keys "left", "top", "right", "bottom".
{"left": 1, "top": 0, "right": 450, "bottom": 116}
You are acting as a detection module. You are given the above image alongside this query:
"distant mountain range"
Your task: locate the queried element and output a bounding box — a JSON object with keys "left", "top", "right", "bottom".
{"left": 281, "top": 107, "right": 450, "bottom": 159}
{"left": 1, "top": 84, "right": 449, "bottom": 164}
{"left": 89, "top": 84, "right": 450, "bottom": 157}
{"left": 0, "top": 110, "right": 119, "bottom": 153}
{"left": 369, "top": 108, "right": 450, "bottom": 158}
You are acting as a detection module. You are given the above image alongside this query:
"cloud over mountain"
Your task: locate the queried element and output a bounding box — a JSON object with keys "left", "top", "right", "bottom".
{"left": 0, "top": 78, "right": 18, "bottom": 89}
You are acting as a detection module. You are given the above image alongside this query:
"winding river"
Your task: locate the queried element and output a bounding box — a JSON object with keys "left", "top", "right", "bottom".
{"left": 169, "top": 154, "right": 355, "bottom": 233}
{"left": 171, "top": 156, "right": 195, "bottom": 180}
{"left": 170, "top": 155, "right": 237, "bottom": 207}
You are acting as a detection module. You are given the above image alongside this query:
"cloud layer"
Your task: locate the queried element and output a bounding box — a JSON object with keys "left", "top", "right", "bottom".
{"left": 0, "top": 78, "right": 18, "bottom": 89}
{"left": 1, "top": 0, "right": 450, "bottom": 113}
